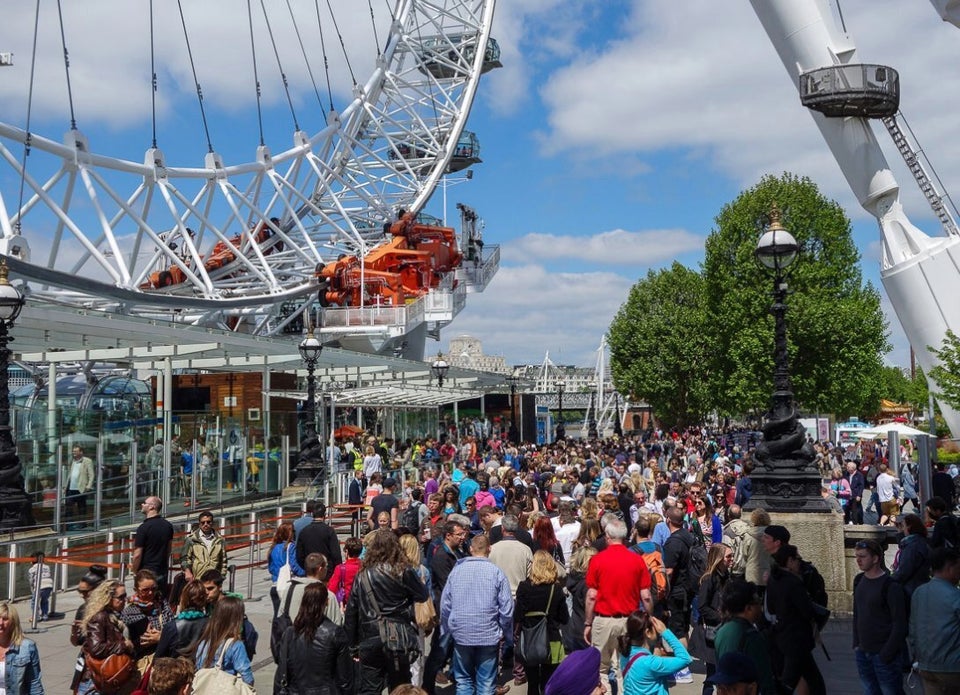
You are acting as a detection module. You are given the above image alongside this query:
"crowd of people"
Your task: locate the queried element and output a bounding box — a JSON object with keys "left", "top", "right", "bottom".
{"left": 11, "top": 427, "right": 960, "bottom": 695}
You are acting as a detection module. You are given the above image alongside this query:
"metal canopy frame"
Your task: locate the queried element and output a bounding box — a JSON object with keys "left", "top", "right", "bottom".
{"left": 12, "top": 305, "right": 510, "bottom": 391}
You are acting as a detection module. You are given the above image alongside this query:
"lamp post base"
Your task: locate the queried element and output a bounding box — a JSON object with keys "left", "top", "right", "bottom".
{"left": 0, "top": 444, "right": 34, "bottom": 528}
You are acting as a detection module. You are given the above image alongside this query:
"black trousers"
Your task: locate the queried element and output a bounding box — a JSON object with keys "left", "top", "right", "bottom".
{"left": 358, "top": 641, "right": 412, "bottom": 695}
{"left": 422, "top": 627, "right": 454, "bottom": 695}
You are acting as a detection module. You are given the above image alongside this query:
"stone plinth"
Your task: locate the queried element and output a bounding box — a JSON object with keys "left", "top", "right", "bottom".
{"left": 768, "top": 511, "right": 846, "bottom": 608}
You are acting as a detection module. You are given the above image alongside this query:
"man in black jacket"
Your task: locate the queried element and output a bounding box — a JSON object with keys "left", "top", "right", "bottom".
{"left": 846, "top": 462, "right": 865, "bottom": 525}
{"left": 423, "top": 516, "right": 469, "bottom": 695}
{"left": 295, "top": 502, "right": 342, "bottom": 581}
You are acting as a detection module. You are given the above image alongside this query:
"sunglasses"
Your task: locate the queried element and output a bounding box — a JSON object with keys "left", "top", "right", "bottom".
{"left": 113, "top": 594, "right": 128, "bottom": 601}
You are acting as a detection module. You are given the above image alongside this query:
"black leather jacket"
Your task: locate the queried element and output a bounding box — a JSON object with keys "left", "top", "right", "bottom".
{"left": 274, "top": 620, "right": 353, "bottom": 695}
{"left": 344, "top": 565, "right": 428, "bottom": 646}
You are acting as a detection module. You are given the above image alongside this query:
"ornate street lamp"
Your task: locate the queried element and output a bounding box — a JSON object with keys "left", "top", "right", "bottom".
{"left": 555, "top": 381, "right": 565, "bottom": 442}
{"left": 506, "top": 373, "right": 520, "bottom": 444}
{"left": 0, "top": 260, "right": 32, "bottom": 528}
{"left": 293, "top": 331, "right": 324, "bottom": 487}
{"left": 747, "top": 204, "right": 826, "bottom": 512}
{"left": 431, "top": 352, "right": 449, "bottom": 388}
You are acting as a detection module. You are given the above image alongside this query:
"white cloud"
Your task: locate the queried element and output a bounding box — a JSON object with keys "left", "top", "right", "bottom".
{"left": 506, "top": 228, "right": 703, "bottom": 265}
{"left": 442, "top": 263, "right": 633, "bottom": 366}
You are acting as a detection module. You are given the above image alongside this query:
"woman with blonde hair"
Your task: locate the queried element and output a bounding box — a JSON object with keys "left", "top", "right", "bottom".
{"left": 0, "top": 602, "right": 44, "bottom": 694}
{"left": 80, "top": 580, "right": 136, "bottom": 695}
{"left": 693, "top": 543, "right": 734, "bottom": 688}
{"left": 399, "top": 534, "right": 432, "bottom": 687}
{"left": 573, "top": 518, "right": 603, "bottom": 552}
{"left": 563, "top": 546, "right": 597, "bottom": 652}
{"left": 579, "top": 497, "right": 599, "bottom": 522}
{"left": 514, "top": 551, "right": 568, "bottom": 695}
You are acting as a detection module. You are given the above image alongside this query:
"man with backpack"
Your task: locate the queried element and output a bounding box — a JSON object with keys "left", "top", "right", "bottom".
{"left": 662, "top": 506, "right": 698, "bottom": 684}
{"left": 926, "top": 496, "right": 959, "bottom": 549}
{"left": 722, "top": 505, "right": 750, "bottom": 581}
{"left": 629, "top": 515, "right": 669, "bottom": 619}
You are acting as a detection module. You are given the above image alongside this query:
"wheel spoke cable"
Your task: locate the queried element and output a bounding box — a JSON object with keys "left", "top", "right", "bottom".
{"left": 176, "top": 0, "right": 215, "bottom": 153}
{"left": 16, "top": 0, "right": 42, "bottom": 234}
{"left": 285, "top": 0, "right": 327, "bottom": 125}
{"left": 324, "top": 0, "right": 357, "bottom": 88}
{"left": 259, "top": 0, "right": 300, "bottom": 132}
{"left": 368, "top": 0, "right": 381, "bottom": 58}
{"left": 313, "top": 0, "right": 335, "bottom": 112}
{"left": 149, "top": 0, "right": 159, "bottom": 148}
{"left": 246, "top": 0, "right": 266, "bottom": 146}
{"left": 55, "top": 0, "right": 78, "bottom": 131}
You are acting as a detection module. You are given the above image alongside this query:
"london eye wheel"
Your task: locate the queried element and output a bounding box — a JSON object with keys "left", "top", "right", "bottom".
{"left": 0, "top": 0, "right": 498, "bottom": 335}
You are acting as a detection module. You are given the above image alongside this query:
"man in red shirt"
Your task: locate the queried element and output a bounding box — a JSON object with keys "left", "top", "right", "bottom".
{"left": 583, "top": 517, "right": 653, "bottom": 694}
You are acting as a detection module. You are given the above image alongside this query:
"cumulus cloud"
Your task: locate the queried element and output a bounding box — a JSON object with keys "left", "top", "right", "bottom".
{"left": 443, "top": 263, "right": 634, "bottom": 366}
{"left": 505, "top": 228, "right": 703, "bottom": 265}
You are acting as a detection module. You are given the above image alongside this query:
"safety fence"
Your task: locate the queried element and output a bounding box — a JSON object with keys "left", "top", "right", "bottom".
{"left": 0, "top": 502, "right": 365, "bottom": 631}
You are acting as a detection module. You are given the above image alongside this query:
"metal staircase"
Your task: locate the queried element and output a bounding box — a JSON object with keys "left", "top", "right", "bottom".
{"left": 881, "top": 112, "right": 960, "bottom": 236}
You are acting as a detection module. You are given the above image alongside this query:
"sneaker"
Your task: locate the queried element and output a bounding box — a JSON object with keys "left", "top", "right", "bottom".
{"left": 673, "top": 668, "right": 693, "bottom": 684}
{"left": 434, "top": 673, "right": 452, "bottom": 689}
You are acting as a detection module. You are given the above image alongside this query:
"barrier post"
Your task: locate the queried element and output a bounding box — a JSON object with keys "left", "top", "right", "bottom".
{"left": 246, "top": 512, "right": 256, "bottom": 599}
{"left": 118, "top": 536, "right": 129, "bottom": 585}
{"left": 48, "top": 551, "right": 60, "bottom": 615}
{"left": 59, "top": 537, "right": 69, "bottom": 591}
{"left": 227, "top": 564, "right": 237, "bottom": 593}
{"left": 54, "top": 444, "right": 63, "bottom": 533}
{"left": 7, "top": 543, "right": 17, "bottom": 601}
{"left": 94, "top": 441, "right": 104, "bottom": 531}
{"left": 29, "top": 552, "right": 43, "bottom": 630}
{"left": 106, "top": 532, "right": 115, "bottom": 580}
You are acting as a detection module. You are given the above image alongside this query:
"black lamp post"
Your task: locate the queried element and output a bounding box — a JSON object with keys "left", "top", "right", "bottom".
{"left": 613, "top": 393, "right": 623, "bottom": 438}
{"left": 555, "top": 381, "right": 565, "bottom": 442}
{"left": 746, "top": 204, "right": 826, "bottom": 512}
{"left": 588, "top": 392, "right": 598, "bottom": 440}
{"left": 0, "top": 261, "right": 32, "bottom": 528}
{"left": 506, "top": 374, "right": 519, "bottom": 444}
{"left": 431, "top": 352, "right": 449, "bottom": 388}
{"left": 293, "top": 331, "right": 324, "bottom": 487}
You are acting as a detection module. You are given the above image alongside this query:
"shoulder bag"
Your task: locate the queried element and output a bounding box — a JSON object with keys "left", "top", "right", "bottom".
{"left": 192, "top": 638, "right": 256, "bottom": 695}
{"left": 413, "top": 567, "right": 438, "bottom": 635}
{"left": 276, "top": 543, "right": 293, "bottom": 596}
{"left": 518, "top": 584, "right": 554, "bottom": 666}
{"left": 360, "top": 571, "right": 419, "bottom": 658}
{"left": 84, "top": 649, "right": 135, "bottom": 695}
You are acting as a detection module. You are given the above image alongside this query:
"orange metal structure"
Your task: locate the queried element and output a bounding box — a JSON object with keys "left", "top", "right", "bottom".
{"left": 317, "top": 213, "right": 462, "bottom": 307}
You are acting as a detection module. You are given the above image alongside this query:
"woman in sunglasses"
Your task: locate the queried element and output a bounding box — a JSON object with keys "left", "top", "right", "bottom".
{"left": 79, "top": 580, "right": 136, "bottom": 695}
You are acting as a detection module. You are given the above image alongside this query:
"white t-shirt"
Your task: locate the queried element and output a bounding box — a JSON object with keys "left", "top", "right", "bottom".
{"left": 876, "top": 472, "right": 897, "bottom": 502}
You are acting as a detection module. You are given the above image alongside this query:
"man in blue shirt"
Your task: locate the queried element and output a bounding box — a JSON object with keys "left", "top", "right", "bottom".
{"left": 909, "top": 547, "right": 960, "bottom": 694}
{"left": 441, "top": 535, "right": 513, "bottom": 695}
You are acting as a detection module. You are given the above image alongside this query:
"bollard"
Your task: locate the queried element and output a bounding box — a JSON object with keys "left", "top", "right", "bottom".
{"left": 48, "top": 553, "right": 60, "bottom": 616}
{"left": 6, "top": 543, "right": 16, "bottom": 602}
{"left": 227, "top": 564, "right": 237, "bottom": 593}
{"left": 118, "top": 537, "right": 129, "bottom": 585}
{"left": 29, "top": 552, "right": 43, "bottom": 630}
{"left": 106, "top": 532, "right": 115, "bottom": 580}
{"left": 246, "top": 512, "right": 257, "bottom": 599}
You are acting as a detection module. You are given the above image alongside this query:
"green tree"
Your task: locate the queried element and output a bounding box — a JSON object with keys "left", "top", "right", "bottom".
{"left": 929, "top": 330, "right": 960, "bottom": 411}
{"left": 608, "top": 262, "right": 710, "bottom": 429}
{"left": 702, "top": 173, "right": 889, "bottom": 418}
{"left": 878, "top": 364, "right": 929, "bottom": 411}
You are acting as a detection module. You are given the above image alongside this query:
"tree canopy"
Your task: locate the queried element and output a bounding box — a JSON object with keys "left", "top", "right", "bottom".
{"left": 929, "top": 330, "right": 960, "bottom": 412}
{"left": 609, "top": 173, "right": 889, "bottom": 426}
{"left": 608, "top": 262, "right": 711, "bottom": 429}
{"left": 703, "top": 173, "right": 888, "bottom": 418}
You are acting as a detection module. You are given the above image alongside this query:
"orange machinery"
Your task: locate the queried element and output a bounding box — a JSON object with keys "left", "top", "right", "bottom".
{"left": 317, "top": 213, "right": 462, "bottom": 307}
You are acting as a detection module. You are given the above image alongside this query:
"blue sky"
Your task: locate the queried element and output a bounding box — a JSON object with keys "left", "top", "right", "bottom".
{"left": 2, "top": 1, "right": 960, "bottom": 371}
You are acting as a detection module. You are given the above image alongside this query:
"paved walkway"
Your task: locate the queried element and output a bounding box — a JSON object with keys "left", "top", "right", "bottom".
{"left": 22, "top": 565, "right": 922, "bottom": 695}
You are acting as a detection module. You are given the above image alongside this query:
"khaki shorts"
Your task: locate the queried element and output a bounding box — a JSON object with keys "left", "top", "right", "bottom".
{"left": 880, "top": 500, "right": 900, "bottom": 518}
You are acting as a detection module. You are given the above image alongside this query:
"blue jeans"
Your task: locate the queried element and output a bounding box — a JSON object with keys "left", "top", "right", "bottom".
{"left": 855, "top": 649, "right": 905, "bottom": 695}
{"left": 452, "top": 644, "right": 499, "bottom": 695}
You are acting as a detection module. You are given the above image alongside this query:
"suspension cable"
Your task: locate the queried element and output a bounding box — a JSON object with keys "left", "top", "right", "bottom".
{"left": 246, "top": 0, "right": 266, "bottom": 146}
{"left": 325, "top": 0, "right": 357, "bottom": 87}
{"left": 55, "top": 0, "right": 78, "bottom": 130}
{"left": 285, "top": 0, "right": 327, "bottom": 124}
{"left": 176, "top": 0, "right": 215, "bottom": 153}
{"left": 314, "top": 0, "right": 335, "bottom": 111}
{"left": 15, "top": 0, "right": 42, "bottom": 235}
{"left": 149, "top": 0, "right": 158, "bottom": 148}
{"left": 259, "top": 0, "right": 300, "bottom": 132}
{"left": 368, "top": 0, "right": 381, "bottom": 58}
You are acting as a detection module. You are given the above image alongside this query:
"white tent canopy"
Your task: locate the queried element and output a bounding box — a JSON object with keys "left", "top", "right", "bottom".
{"left": 856, "top": 422, "right": 935, "bottom": 439}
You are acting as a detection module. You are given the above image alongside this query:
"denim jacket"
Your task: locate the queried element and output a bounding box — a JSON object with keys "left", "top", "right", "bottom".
{"left": 5, "top": 638, "right": 44, "bottom": 695}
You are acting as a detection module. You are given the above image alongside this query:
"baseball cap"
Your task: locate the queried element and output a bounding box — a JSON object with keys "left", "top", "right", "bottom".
{"left": 763, "top": 524, "right": 790, "bottom": 544}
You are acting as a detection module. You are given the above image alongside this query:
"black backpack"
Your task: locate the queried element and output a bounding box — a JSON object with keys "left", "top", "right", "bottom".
{"left": 401, "top": 501, "right": 422, "bottom": 533}
{"left": 686, "top": 540, "right": 708, "bottom": 594}
{"left": 270, "top": 580, "right": 300, "bottom": 663}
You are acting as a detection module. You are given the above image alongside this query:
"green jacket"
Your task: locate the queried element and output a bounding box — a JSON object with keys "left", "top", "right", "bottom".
{"left": 179, "top": 528, "right": 227, "bottom": 578}
{"left": 712, "top": 617, "right": 777, "bottom": 695}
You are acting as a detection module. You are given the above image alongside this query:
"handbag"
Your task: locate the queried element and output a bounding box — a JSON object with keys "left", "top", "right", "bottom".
{"left": 414, "top": 595, "right": 438, "bottom": 635}
{"left": 702, "top": 623, "right": 719, "bottom": 646}
{"left": 334, "top": 563, "right": 347, "bottom": 605}
{"left": 193, "top": 639, "right": 256, "bottom": 695}
{"left": 360, "top": 571, "right": 419, "bottom": 657}
{"left": 276, "top": 543, "right": 293, "bottom": 596}
{"left": 518, "top": 584, "right": 554, "bottom": 666}
{"left": 84, "top": 650, "right": 136, "bottom": 695}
